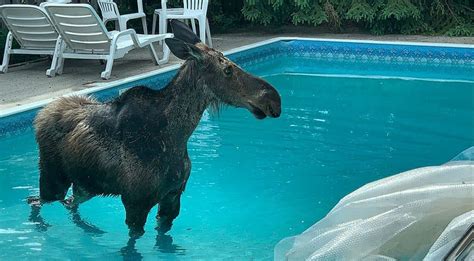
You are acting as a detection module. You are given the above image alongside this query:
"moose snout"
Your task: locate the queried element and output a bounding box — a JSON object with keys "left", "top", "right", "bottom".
{"left": 242, "top": 76, "right": 282, "bottom": 119}
{"left": 248, "top": 83, "right": 281, "bottom": 119}
{"left": 261, "top": 88, "right": 281, "bottom": 118}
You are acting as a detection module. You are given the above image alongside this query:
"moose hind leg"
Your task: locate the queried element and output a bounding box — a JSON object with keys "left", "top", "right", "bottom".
{"left": 38, "top": 154, "right": 71, "bottom": 202}
{"left": 122, "top": 197, "right": 154, "bottom": 236}
{"left": 62, "top": 185, "right": 92, "bottom": 210}
{"left": 156, "top": 191, "right": 182, "bottom": 233}
{"left": 61, "top": 186, "right": 105, "bottom": 235}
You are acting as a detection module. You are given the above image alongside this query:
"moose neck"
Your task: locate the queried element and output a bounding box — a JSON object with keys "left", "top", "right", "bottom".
{"left": 162, "top": 61, "right": 216, "bottom": 142}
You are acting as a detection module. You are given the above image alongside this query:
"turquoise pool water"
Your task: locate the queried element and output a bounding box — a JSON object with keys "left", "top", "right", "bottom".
{"left": 1, "top": 46, "right": 473, "bottom": 259}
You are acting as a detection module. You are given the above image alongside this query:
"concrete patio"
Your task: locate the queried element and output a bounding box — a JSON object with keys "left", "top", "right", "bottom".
{"left": 0, "top": 31, "right": 473, "bottom": 111}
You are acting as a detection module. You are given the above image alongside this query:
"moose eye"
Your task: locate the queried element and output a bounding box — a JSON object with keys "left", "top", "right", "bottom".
{"left": 224, "top": 66, "right": 233, "bottom": 76}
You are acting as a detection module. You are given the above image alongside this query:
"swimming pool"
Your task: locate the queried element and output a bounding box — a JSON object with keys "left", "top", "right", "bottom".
{"left": 0, "top": 39, "right": 473, "bottom": 259}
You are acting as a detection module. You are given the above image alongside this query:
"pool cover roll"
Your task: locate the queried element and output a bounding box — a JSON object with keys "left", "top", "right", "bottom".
{"left": 274, "top": 147, "right": 474, "bottom": 260}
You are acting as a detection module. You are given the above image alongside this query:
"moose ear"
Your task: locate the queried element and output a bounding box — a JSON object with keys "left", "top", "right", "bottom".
{"left": 165, "top": 38, "right": 203, "bottom": 61}
{"left": 169, "top": 19, "right": 201, "bottom": 45}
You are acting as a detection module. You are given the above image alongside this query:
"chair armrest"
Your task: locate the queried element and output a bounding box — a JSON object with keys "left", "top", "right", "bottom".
{"left": 110, "top": 29, "right": 139, "bottom": 48}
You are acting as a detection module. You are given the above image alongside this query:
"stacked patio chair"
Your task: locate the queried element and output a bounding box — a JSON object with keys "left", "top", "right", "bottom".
{"left": 97, "top": 0, "right": 148, "bottom": 34}
{"left": 0, "top": 3, "right": 172, "bottom": 79}
{"left": 152, "top": 0, "right": 212, "bottom": 47}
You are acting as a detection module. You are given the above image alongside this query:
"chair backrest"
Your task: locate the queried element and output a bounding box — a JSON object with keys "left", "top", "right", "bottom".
{"left": 39, "top": 0, "right": 72, "bottom": 8}
{"left": 98, "top": 0, "right": 144, "bottom": 19}
{"left": 44, "top": 4, "right": 111, "bottom": 52}
{"left": 0, "top": 5, "right": 58, "bottom": 50}
{"left": 161, "top": 0, "right": 208, "bottom": 14}
{"left": 97, "top": 0, "right": 119, "bottom": 22}
{"left": 183, "top": 0, "right": 208, "bottom": 13}
{"left": 45, "top": 0, "right": 72, "bottom": 3}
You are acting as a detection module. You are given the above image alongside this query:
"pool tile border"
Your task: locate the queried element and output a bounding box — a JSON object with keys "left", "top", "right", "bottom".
{"left": 0, "top": 37, "right": 473, "bottom": 137}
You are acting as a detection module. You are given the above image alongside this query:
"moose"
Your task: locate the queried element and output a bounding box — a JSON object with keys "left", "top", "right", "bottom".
{"left": 28, "top": 20, "right": 281, "bottom": 236}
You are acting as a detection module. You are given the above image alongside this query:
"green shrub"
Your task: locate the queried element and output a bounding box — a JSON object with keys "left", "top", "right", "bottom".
{"left": 1, "top": 0, "right": 471, "bottom": 66}
{"left": 241, "top": 0, "right": 474, "bottom": 35}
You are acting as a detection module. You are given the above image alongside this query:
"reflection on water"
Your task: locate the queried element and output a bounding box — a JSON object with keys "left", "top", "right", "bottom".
{"left": 154, "top": 233, "right": 186, "bottom": 254}
{"left": 120, "top": 232, "right": 186, "bottom": 260}
{"left": 28, "top": 201, "right": 186, "bottom": 260}
{"left": 189, "top": 111, "right": 222, "bottom": 168}
{"left": 28, "top": 204, "right": 50, "bottom": 232}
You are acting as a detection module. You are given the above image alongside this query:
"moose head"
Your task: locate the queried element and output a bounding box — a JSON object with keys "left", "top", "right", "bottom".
{"left": 165, "top": 20, "right": 281, "bottom": 119}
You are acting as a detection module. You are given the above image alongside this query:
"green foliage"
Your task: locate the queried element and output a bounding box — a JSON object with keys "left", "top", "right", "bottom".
{"left": 241, "top": 0, "right": 474, "bottom": 35}
{"left": 1, "top": 0, "right": 471, "bottom": 66}
{"left": 291, "top": 3, "right": 327, "bottom": 26}
{"left": 346, "top": 1, "right": 375, "bottom": 23}
{"left": 446, "top": 24, "right": 474, "bottom": 36}
{"left": 379, "top": 0, "right": 420, "bottom": 21}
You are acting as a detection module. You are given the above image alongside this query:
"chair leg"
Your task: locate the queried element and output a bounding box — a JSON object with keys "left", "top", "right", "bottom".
{"left": 152, "top": 13, "right": 157, "bottom": 35}
{"left": 148, "top": 43, "right": 159, "bottom": 65}
{"left": 197, "top": 17, "right": 206, "bottom": 45}
{"left": 206, "top": 18, "right": 213, "bottom": 48}
{"left": 159, "top": 16, "right": 167, "bottom": 45}
{"left": 118, "top": 18, "right": 127, "bottom": 31}
{"left": 101, "top": 51, "right": 116, "bottom": 80}
{"left": 158, "top": 42, "right": 170, "bottom": 65}
{"left": 191, "top": 19, "right": 197, "bottom": 34}
{"left": 163, "top": 17, "right": 168, "bottom": 34}
{"left": 115, "top": 20, "right": 120, "bottom": 31}
{"left": 46, "top": 36, "right": 63, "bottom": 77}
{"left": 141, "top": 16, "right": 148, "bottom": 35}
{"left": 56, "top": 41, "right": 66, "bottom": 75}
{"left": 0, "top": 32, "right": 13, "bottom": 73}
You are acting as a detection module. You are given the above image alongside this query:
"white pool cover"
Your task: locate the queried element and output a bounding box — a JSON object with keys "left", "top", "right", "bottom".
{"left": 275, "top": 147, "right": 474, "bottom": 260}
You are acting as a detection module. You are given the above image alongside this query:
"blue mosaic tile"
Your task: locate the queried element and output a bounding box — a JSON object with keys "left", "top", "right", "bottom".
{"left": 1, "top": 39, "right": 473, "bottom": 138}
{"left": 0, "top": 110, "right": 36, "bottom": 138}
{"left": 284, "top": 40, "right": 473, "bottom": 67}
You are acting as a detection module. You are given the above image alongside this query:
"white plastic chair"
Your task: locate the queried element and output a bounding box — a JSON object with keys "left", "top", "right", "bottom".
{"left": 152, "top": 0, "right": 212, "bottom": 47}
{"left": 43, "top": 4, "right": 172, "bottom": 79}
{"left": 98, "top": 0, "right": 147, "bottom": 34}
{"left": 39, "top": 0, "right": 71, "bottom": 8}
{"left": 0, "top": 5, "right": 60, "bottom": 74}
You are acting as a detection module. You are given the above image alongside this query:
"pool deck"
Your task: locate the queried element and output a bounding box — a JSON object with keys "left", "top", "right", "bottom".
{"left": 0, "top": 32, "right": 473, "bottom": 112}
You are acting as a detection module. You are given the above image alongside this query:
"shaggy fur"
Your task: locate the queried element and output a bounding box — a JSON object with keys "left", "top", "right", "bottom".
{"left": 32, "top": 22, "right": 281, "bottom": 235}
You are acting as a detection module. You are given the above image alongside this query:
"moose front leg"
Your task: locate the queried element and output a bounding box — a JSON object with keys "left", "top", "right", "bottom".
{"left": 156, "top": 190, "right": 182, "bottom": 233}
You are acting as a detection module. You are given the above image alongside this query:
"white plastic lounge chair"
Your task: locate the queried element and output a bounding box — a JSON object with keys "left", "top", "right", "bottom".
{"left": 0, "top": 5, "right": 60, "bottom": 74}
{"left": 98, "top": 0, "right": 147, "bottom": 34}
{"left": 152, "top": 0, "right": 212, "bottom": 47}
{"left": 43, "top": 4, "right": 172, "bottom": 80}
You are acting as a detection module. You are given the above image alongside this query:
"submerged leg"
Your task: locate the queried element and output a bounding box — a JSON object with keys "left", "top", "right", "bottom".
{"left": 38, "top": 153, "right": 71, "bottom": 202}
{"left": 27, "top": 152, "right": 69, "bottom": 232}
{"left": 156, "top": 191, "right": 182, "bottom": 233}
{"left": 63, "top": 185, "right": 104, "bottom": 235}
{"left": 120, "top": 234, "right": 143, "bottom": 260}
{"left": 122, "top": 197, "right": 154, "bottom": 236}
{"left": 155, "top": 232, "right": 184, "bottom": 254}
{"left": 27, "top": 196, "right": 51, "bottom": 232}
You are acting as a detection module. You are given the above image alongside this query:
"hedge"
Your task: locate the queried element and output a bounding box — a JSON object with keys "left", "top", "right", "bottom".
{"left": 1, "top": 0, "right": 472, "bottom": 64}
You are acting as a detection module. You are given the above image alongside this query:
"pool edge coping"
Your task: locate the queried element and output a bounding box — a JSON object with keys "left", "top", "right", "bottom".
{"left": 0, "top": 36, "right": 473, "bottom": 118}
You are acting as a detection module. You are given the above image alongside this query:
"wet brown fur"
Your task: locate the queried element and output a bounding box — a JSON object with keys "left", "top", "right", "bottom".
{"left": 33, "top": 32, "right": 281, "bottom": 235}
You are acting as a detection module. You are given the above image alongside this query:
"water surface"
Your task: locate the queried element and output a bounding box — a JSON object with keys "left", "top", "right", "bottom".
{"left": 0, "top": 68, "right": 473, "bottom": 259}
